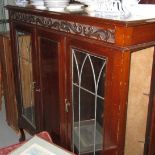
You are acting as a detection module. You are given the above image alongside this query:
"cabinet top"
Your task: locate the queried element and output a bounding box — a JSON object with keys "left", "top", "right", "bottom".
{"left": 6, "top": 5, "right": 155, "bottom": 25}
{"left": 6, "top": 5, "right": 155, "bottom": 48}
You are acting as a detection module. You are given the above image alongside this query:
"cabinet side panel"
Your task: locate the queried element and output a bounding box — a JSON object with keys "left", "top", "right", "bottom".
{"left": 0, "top": 33, "right": 18, "bottom": 130}
{"left": 125, "top": 47, "right": 154, "bottom": 155}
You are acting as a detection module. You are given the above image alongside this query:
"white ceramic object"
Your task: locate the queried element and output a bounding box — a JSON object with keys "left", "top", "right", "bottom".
{"left": 48, "top": 7, "right": 65, "bottom": 11}
{"left": 126, "top": 4, "right": 155, "bottom": 20}
{"left": 35, "top": 5, "right": 46, "bottom": 9}
{"left": 77, "top": 0, "right": 129, "bottom": 18}
{"left": 16, "top": 0, "right": 28, "bottom": 6}
{"left": 31, "top": 2, "right": 44, "bottom": 6}
{"left": 44, "top": 1, "right": 68, "bottom": 7}
{"left": 94, "top": 0, "right": 131, "bottom": 18}
{"left": 44, "top": 0, "right": 69, "bottom": 10}
{"left": 30, "top": 0, "right": 44, "bottom": 6}
{"left": 122, "top": 0, "right": 140, "bottom": 8}
{"left": 65, "top": 4, "right": 84, "bottom": 12}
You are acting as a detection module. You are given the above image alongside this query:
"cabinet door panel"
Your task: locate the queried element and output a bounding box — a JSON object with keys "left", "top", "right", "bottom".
{"left": 17, "top": 32, "right": 35, "bottom": 125}
{"left": 12, "top": 24, "right": 39, "bottom": 133}
{"left": 37, "top": 29, "right": 65, "bottom": 145}
{"left": 71, "top": 48, "right": 106, "bottom": 155}
{"left": 66, "top": 38, "right": 124, "bottom": 155}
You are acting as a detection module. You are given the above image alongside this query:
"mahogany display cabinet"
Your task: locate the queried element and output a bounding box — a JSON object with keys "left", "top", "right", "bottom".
{"left": 6, "top": 5, "right": 155, "bottom": 155}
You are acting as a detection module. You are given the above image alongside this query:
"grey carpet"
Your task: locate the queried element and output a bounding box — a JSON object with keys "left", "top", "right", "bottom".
{"left": 0, "top": 98, "right": 31, "bottom": 148}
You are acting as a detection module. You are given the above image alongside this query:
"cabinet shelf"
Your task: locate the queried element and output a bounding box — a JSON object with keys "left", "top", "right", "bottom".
{"left": 74, "top": 120, "right": 103, "bottom": 154}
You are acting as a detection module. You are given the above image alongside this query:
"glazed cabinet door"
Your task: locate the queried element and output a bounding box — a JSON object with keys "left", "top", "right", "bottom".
{"left": 37, "top": 29, "right": 66, "bottom": 145}
{"left": 11, "top": 23, "right": 40, "bottom": 134}
{"left": 66, "top": 38, "right": 130, "bottom": 155}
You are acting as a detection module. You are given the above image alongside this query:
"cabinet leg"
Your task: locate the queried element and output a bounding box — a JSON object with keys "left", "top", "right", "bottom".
{"left": 19, "top": 128, "right": 25, "bottom": 142}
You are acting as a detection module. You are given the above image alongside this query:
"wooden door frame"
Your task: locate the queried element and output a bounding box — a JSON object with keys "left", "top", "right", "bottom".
{"left": 11, "top": 22, "right": 38, "bottom": 135}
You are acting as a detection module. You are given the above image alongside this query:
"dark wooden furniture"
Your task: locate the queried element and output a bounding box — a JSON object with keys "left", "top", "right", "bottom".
{"left": 0, "top": 32, "right": 18, "bottom": 131}
{"left": 6, "top": 5, "right": 155, "bottom": 155}
{"left": 141, "top": 0, "right": 155, "bottom": 4}
{"left": 0, "top": 60, "right": 3, "bottom": 110}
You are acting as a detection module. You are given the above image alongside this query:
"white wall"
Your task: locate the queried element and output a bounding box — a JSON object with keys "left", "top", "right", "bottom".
{"left": 4, "top": 0, "right": 16, "bottom": 31}
{"left": 6, "top": 0, "right": 15, "bottom": 5}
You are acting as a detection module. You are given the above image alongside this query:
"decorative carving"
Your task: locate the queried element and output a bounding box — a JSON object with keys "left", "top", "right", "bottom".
{"left": 10, "top": 11, "right": 115, "bottom": 43}
{"left": 11, "top": 11, "right": 36, "bottom": 24}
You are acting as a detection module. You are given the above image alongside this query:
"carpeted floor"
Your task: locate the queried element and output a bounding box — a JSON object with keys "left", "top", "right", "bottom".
{"left": 0, "top": 98, "right": 31, "bottom": 148}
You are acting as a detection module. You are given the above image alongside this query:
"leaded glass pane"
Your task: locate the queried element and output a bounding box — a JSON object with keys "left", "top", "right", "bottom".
{"left": 16, "top": 31, "right": 35, "bottom": 127}
{"left": 72, "top": 48, "right": 107, "bottom": 155}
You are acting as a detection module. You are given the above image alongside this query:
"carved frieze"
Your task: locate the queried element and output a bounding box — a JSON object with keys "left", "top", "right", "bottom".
{"left": 10, "top": 11, "right": 115, "bottom": 43}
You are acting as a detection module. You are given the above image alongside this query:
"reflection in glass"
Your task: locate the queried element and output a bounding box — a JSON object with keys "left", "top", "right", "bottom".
{"left": 72, "top": 49, "right": 107, "bottom": 155}
{"left": 16, "top": 31, "right": 35, "bottom": 127}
